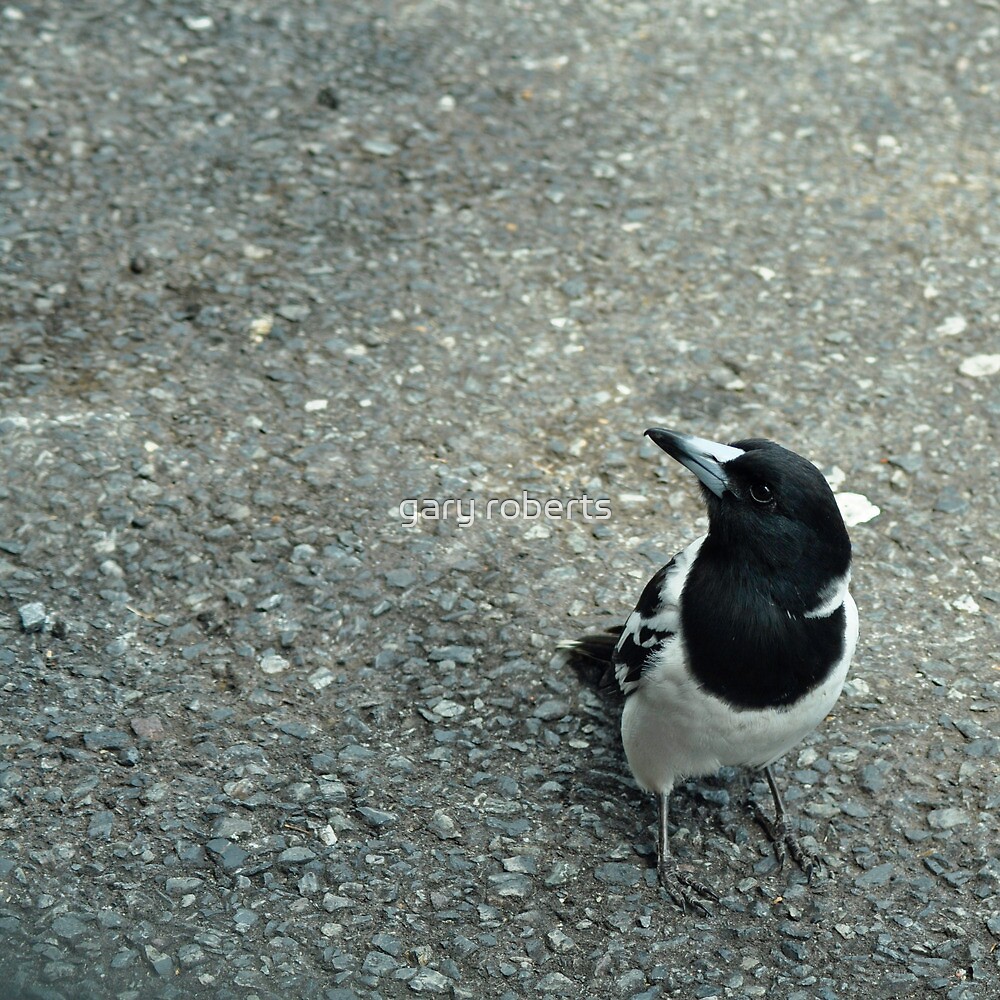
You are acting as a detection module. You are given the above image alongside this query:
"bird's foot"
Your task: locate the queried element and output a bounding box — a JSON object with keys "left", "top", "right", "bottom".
{"left": 749, "top": 798, "right": 820, "bottom": 881}
{"left": 657, "top": 857, "right": 718, "bottom": 915}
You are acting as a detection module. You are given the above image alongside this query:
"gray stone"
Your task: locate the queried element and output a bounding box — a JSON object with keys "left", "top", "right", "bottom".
{"left": 428, "top": 645, "right": 475, "bottom": 664}
{"left": 927, "top": 808, "right": 971, "bottom": 830}
{"left": 408, "top": 968, "right": 451, "bottom": 993}
{"left": 277, "top": 846, "right": 317, "bottom": 865}
{"left": 87, "top": 810, "right": 114, "bottom": 840}
{"left": 501, "top": 854, "right": 537, "bottom": 874}
{"left": 211, "top": 816, "right": 253, "bottom": 840}
{"left": 429, "top": 810, "right": 461, "bottom": 840}
{"left": 934, "top": 488, "right": 969, "bottom": 515}
{"left": 544, "top": 861, "right": 578, "bottom": 886}
{"left": 547, "top": 928, "right": 576, "bottom": 952}
{"left": 362, "top": 138, "right": 401, "bottom": 157}
{"left": 855, "top": 863, "right": 894, "bottom": 888}
{"left": 276, "top": 303, "right": 311, "bottom": 322}
{"left": 538, "top": 972, "right": 576, "bottom": 993}
{"left": 594, "top": 862, "right": 642, "bottom": 886}
{"left": 362, "top": 951, "right": 399, "bottom": 977}
{"left": 357, "top": 806, "right": 396, "bottom": 828}
{"left": 234, "top": 908, "right": 258, "bottom": 928}
{"left": 165, "top": 877, "right": 204, "bottom": 894}
{"left": 143, "top": 944, "right": 174, "bottom": 977}
{"left": 18, "top": 602, "right": 46, "bottom": 633}
{"left": 205, "top": 839, "right": 248, "bottom": 870}
{"left": 532, "top": 699, "right": 570, "bottom": 721}
{"left": 51, "top": 914, "right": 88, "bottom": 941}
{"left": 83, "top": 730, "right": 131, "bottom": 751}
{"left": 129, "top": 716, "right": 166, "bottom": 740}
{"left": 487, "top": 872, "right": 532, "bottom": 898}
{"left": 177, "top": 943, "right": 205, "bottom": 966}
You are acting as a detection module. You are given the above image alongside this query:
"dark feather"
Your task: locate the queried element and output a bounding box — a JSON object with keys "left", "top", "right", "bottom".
{"left": 612, "top": 622, "right": 673, "bottom": 693}
{"left": 554, "top": 626, "right": 624, "bottom": 695}
{"left": 612, "top": 555, "right": 679, "bottom": 693}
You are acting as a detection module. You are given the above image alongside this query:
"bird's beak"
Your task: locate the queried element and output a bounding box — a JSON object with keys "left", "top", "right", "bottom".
{"left": 644, "top": 428, "right": 745, "bottom": 498}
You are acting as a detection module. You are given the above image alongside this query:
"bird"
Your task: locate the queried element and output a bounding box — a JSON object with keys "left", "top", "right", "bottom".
{"left": 556, "top": 427, "right": 858, "bottom": 910}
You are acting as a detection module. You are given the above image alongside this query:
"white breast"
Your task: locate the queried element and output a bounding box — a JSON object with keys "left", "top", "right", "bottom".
{"left": 621, "top": 590, "right": 858, "bottom": 795}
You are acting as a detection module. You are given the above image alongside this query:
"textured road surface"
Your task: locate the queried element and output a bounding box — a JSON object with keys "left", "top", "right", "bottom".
{"left": 2, "top": 1, "right": 998, "bottom": 998}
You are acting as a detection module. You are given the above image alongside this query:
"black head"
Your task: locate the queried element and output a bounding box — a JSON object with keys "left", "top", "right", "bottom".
{"left": 645, "top": 427, "right": 851, "bottom": 612}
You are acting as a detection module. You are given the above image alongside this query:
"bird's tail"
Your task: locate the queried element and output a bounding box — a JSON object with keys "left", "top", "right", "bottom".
{"left": 551, "top": 625, "right": 624, "bottom": 693}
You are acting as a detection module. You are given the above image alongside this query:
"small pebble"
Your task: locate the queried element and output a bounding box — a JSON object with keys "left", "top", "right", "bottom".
{"left": 935, "top": 316, "right": 967, "bottom": 337}
{"left": 260, "top": 654, "right": 289, "bottom": 674}
{"left": 855, "top": 863, "right": 894, "bottom": 888}
{"left": 538, "top": 972, "right": 576, "bottom": 993}
{"left": 206, "top": 840, "right": 248, "bottom": 870}
{"left": 532, "top": 699, "right": 569, "bottom": 721}
{"left": 182, "top": 14, "right": 213, "bottom": 32}
{"left": 487, "top": 872, "right": 532, "bottom": 898}
{"left": 927, "top": 808, "right": 971, "bottom": 830}
{"left": 309, "top": 667, "right": 336, "bottom": 690}
{"left": 934, "top": 488, "right": 969, "bottom": 515}
{"left": 83, "top": 731, "right": 131, "bottom": 751}
{"left": 958, "top": 354, "right": 1000, "bottom": 378}
{"left": 408, "top": 968, "right": 450, "bottom": 993}
{"left": 429, "top": 810, "right": 460, "bottom": 840}
{"left": 143, "top": 944, "right": 174, "bottom": 977}
{"left": 52, "top": 915, "right": 88, "bottom": 941}
{"left": 547, "top": 928, "right": 576, "bottom": 952}
{"left": 362, "top": 138, "right": 400, "bottom": 157}
{"left": 836, "top": 492, "right": 880, "bottom": 526}
{"left": 130, "top": 716, "right": 165, "bottom": 740}
{"left": 357, "top": 806, "right": 396, "bottom": 828}
{"left": 212, "top": 817, "right": 253, "bottom": 840}
{"left": 428, "top": 645, "right": 474, "bottom": 663}
{"left": 278, "top": 847, "right": 317, "bottom": 865}
{"left": 18, "top": 602, "right": 46, "bottom": 633}
{"left": 277, "top": 303, "right": 311, "bottom": 322}
{"left": 386, "top": 569, "right": 417, "bottom": 588}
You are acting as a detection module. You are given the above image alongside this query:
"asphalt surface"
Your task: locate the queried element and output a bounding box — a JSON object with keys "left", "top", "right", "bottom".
{"left": 1, "top": 1, "right": 999, "bottom": 998}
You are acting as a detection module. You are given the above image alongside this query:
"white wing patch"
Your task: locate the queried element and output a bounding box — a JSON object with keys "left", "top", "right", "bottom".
{"left": 613, "top": 535, "right": 705, "bottom": 695}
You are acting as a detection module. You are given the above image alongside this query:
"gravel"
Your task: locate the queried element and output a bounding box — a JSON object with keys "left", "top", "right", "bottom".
{"left": 1, "top": 0, "right": 998, "bottom": 997}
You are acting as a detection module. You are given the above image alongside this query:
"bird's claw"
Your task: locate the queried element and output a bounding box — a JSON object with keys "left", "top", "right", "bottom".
{"left": 657, "top": 859, "right": 718, "bottom": 915}
{"left": 750, "top": 797, "right": 821, "bottom": 881}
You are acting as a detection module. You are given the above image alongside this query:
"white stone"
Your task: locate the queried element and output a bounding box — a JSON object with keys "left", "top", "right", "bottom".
{"left": 260, "top": 654, "right": 289, "bottom": 674}
{"left": 936, "top": 315, "right": 967, "bottom": 336}
{"left": 835, "top": 492, "right": 880, "bottom": 526}
{"left": 958, "top": 354, "right": 1000, "bottom": 378}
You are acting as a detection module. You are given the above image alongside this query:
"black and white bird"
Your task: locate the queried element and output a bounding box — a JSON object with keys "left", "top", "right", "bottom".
{"left": 557, "top": 428, "right": 858, "bottom": 909}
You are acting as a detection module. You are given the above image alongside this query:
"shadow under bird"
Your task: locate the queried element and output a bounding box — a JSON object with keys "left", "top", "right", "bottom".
{"left": 556, "top": 427, "right": 858, "bottom": 910}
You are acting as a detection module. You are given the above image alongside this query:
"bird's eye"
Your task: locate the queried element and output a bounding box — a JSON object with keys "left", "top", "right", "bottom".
{"left": 749, "top": 483, "right": 773, "bottom": 504}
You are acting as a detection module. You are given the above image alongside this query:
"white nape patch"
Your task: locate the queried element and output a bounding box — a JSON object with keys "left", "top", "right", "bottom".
{"left": 803, "top": 570, "right": 851, "bottom": 619}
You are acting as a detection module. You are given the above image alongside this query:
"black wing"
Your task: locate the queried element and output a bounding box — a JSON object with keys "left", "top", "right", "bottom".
{"left": 612, "top": 558, "right": 678, "bottom": 695}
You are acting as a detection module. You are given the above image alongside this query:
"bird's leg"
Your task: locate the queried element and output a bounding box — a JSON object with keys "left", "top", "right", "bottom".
{"left": 750, "top": 766, "right": 819, "bottom": 879}
{"left": 655, "top": 791, "right": 718, "bottom": 913}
